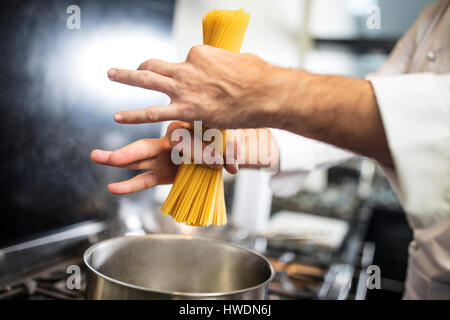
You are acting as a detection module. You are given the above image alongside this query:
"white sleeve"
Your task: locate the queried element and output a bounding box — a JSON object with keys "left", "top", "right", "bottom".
{"left": 267, "top": 2, "right": 421, "bottom": 199}
{"left": 269, "top": 129, "right": 354, "bottom": 197}
{"left": 369, "top": 73, "right": 450, "bottom": 229}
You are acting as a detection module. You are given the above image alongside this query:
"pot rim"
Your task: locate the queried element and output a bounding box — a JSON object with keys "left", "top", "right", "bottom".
{"left": 83, "top": 233, "right": 275, "bottom": 297}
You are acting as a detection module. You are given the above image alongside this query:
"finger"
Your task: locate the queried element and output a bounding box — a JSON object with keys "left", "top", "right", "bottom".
{"left": 166, "top": 121, "right": 191, "bottom": 137}
{"left": 107, "top": 171, "right": 159, "bottom": 195}
{"left": 224, "top": 163, "right": 239, "bottom": 174}
{"left": 108, "top": 139, "right": 163, "bottom": 166}
{"left": 90, "top": 138, "right": 168, "bottom": 167}
{"left": 224, "top": 157, "right": 239, "bottom": 174}
{"left": 224, "top": 133, "right": 240, "bottom": 174}
{"left": 138, "top": 58, "right": 177, "bottom": 77}
{"left": 107, "top": 68, "right": 174, "bottom": 95}
{"left": 120, "top": 158, "right": 158, "bottom": 170}
{"left": 90, "top": 149, "right": 113, "bottom": 164}
{"left": 91, "top": 149, "right": 159, "bottom": 170}
{"left": 114, "top": 105, "right": 178, "bottom": 124}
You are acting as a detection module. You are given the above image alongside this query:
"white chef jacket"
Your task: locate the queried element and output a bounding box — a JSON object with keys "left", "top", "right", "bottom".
{"left": 271, "top": 0, "right": 450, "bottom": 299}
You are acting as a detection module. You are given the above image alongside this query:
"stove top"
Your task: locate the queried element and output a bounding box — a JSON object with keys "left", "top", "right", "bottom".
{"left": 0, "top": 242, "right": 374, "bottom": 300}
{"left": 0, "top": 259, "right": 84, "bottom": 300}
{"left": 0, "top": 205, "right": 374, "bottom": 300}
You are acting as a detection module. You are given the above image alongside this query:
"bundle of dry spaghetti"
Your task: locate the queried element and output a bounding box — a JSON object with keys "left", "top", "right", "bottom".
{"left": 160, "top": 9, "right": 250, "bottom": 226}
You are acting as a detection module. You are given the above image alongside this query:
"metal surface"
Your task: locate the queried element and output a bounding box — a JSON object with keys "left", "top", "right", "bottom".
{"left": 0, "top": 257, "right": 85, "bottom": 300}
{"left": 319, "top": 263, "right": 354, "bottom": 300}
{"left": 0, "top": 221, "right": 105, "bottom": 255}
{"left": 84, "top": 234, "right": 275, "bottom": 300}
{"left": 355, "top": 242, "right": 376, "bottom": 300}
{"left": 0, "top": 221, "right": 106, "bottom": 288}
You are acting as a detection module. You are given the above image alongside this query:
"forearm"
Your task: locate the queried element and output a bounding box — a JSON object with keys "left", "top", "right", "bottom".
{"left": 270, "top": 69, "right": 393, "bottom": 167}
{"left": 107, "top": 46, "right": 392, "bottom": 167}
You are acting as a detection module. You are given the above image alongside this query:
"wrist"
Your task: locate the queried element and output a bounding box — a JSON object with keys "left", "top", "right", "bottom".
{"left": 266, "top": 67, "right": 314, "bottom": 132}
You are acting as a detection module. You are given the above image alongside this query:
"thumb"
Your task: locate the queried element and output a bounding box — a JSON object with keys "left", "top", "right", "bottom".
{"left": 224, "top": 130, "right": 240, "bottom": 174}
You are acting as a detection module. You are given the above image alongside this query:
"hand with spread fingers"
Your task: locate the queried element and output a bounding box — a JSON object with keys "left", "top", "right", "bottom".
{"left": 107, "top": 45, "right": 283, "bottom": 129}
{"left": 90, "top": 129, "right": 176, "bottom": 195}
{"left": 90, "top": 121, "right": 242, "bottom": 195}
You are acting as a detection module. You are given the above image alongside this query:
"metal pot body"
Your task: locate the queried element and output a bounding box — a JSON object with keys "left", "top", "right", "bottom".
{"left": 84, "top": 234, "right": 274, "bottom": 300}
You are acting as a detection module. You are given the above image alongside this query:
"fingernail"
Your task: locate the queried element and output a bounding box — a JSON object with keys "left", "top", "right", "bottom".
{"left": 107, "top": 68, "right": 116, "bottom": 79}
{"left": 225, "top": 161, "right": 239, "bottom": 174}
{"left": 114, "top": 113, "right": 123, "bottom": 122}
{"left": 232, "top": 161, "right": 239, "bottom": 173}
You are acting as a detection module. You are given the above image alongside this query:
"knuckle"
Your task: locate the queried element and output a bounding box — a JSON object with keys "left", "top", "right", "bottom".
{"left": 178, "top": 105, "right": 194, "bottom": 121}
{"left": 167, "top": 121, "right": 180, "bottom": 135}
{"left": 241, "top": 52, "right": 255, "bottom": 57}
{"left": 109, "top": 152, "right": 120, "bottom": 165}
{"left": 137, "top": 61, "right": 146, "bottom": 70}
{"left": 167, "top": 80, "right": 177, "bottom": 95}
{"left": 138, "top": 72, "right": 149, "bottom": 86}
{"left": 172, "top": 63, "right": 188, "bottom": 79}
{"left": 187, "top": 45, "right": 204, "bottom": 59}
{"left": 145, "top": 108, "right": 158, "bottom": 122}
{"left": 160, "top": 137, "right": 172, "bottom": 151}
{"left": 170, "top": 78, "right": 185, "bottom": 96}
{"left": 241, "top": 52, "right": 259, "bottom": 61}
{"left": 142, "top": 59, "right": 157, "bottom": 70}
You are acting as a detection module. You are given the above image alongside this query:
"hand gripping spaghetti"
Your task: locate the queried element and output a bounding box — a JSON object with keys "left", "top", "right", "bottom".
{"left": 160, "top": 9, "right": 250, "bottom": 226}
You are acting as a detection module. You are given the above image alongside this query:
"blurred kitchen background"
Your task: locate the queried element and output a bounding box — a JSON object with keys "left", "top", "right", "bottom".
{"left": 0, "top": 0, "right": 434, "bottom": 300}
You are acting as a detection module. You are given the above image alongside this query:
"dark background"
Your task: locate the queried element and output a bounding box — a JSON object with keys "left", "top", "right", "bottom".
{"left": 0, "top": 0, "right": 175, "bottom": 246}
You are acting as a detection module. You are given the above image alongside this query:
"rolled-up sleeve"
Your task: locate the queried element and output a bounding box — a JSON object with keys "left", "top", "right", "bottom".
{"left": 369, "top": 73, "right": 450, "bottom": 229}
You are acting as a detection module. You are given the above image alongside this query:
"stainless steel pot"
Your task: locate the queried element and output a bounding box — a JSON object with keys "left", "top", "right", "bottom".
{"left": 84, "top": 234, "right": 275, "bottom": 299}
